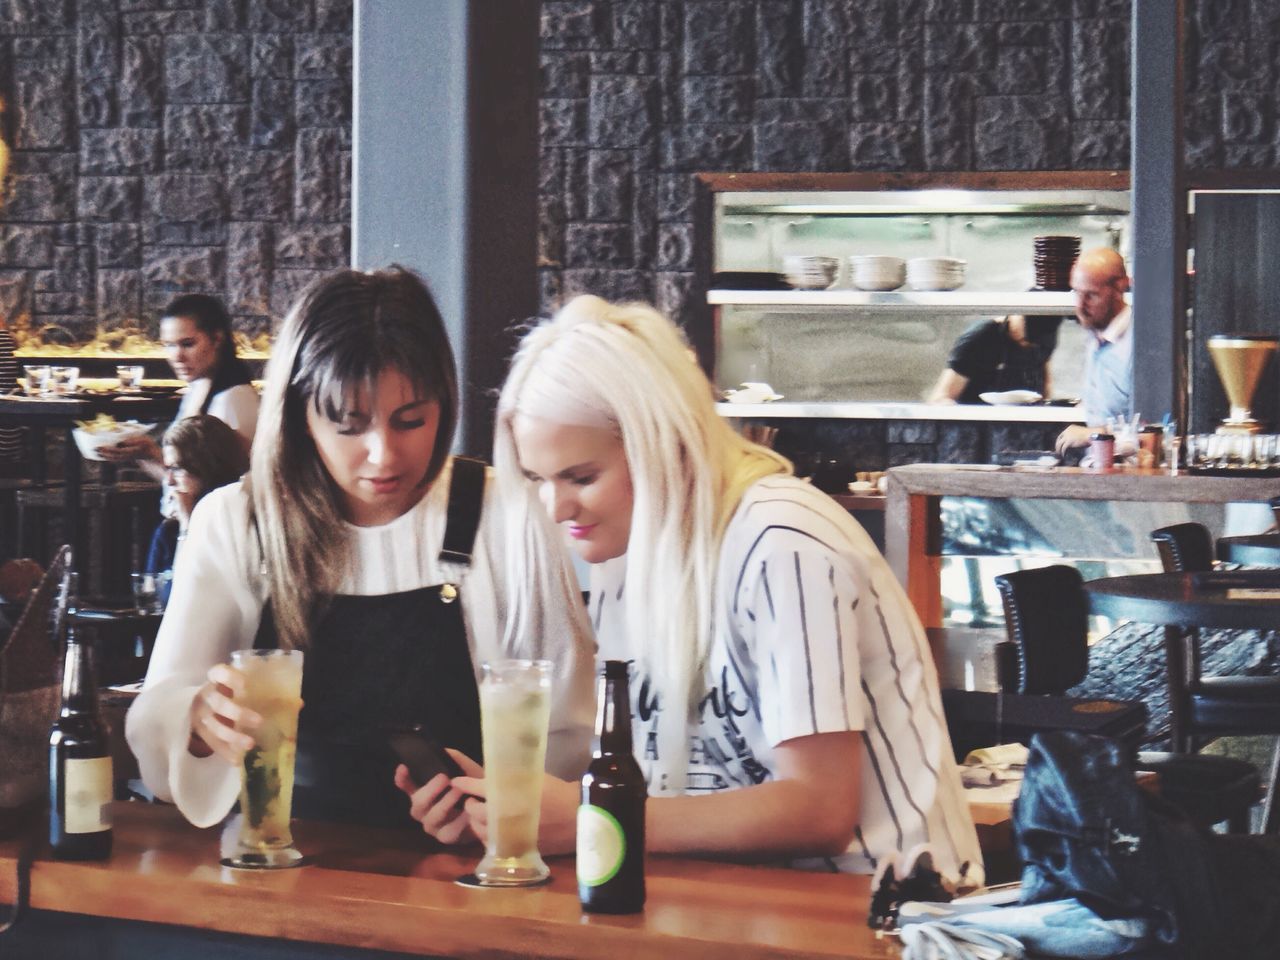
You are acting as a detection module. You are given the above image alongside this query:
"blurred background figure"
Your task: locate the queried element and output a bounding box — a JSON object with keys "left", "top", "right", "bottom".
{"left": 144, "top": 415, "right": 249, "bottom": 609}
{"left": 928, "top": 314, "right": 1064, "bottom": 405}
{"left": 102, "top": 293, "right": 259, "bottom": 481}
{"left": 1054, "top": 249, "right": 1132, "bottom": 454}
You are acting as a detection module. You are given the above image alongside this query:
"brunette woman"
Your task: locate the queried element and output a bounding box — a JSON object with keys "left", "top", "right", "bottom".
{"left": 126, "top": 267, "right": 594, "bottom": 829}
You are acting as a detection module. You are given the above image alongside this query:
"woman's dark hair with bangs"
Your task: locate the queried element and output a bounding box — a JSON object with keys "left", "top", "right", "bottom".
{"left": 248, "top": 265, "right": 458, "bottom": 650}
{"left": 288, "top": 267, "right": 458, "bottom": 490}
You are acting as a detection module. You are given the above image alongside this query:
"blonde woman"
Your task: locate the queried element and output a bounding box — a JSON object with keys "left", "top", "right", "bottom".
{"left": 126, "top": 267, "right": 594, "bottom": 830}
{"left": 408, "top": 295, "right": 982, "bottom": 883}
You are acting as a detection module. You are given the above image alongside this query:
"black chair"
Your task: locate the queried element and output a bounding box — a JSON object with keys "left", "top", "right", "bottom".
{"left": 995, "top": 563, "right": 1262, "bottom": 833}
{"left": 1150, "top": 523, "right": 1280, "bottom": 832}
{"left": 939, "top": 565, "right": 1149, "bottom": 762}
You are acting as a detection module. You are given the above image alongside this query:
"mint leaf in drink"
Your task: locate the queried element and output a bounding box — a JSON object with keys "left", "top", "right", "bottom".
{"left": 243, "top": 747, "right": 280, "bottom": 829}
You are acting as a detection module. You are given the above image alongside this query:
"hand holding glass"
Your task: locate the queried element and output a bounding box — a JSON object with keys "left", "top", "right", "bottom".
{"left": 471, "top": 659, "right": 553, "bottom": 886}
{"left": 221, "top": 649, "right": 306, "bottom": 870}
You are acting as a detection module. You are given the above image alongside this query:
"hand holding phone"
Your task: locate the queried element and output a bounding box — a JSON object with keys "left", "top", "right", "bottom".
{"left": 387, "top": 729, "right": 465, "bottom": 787}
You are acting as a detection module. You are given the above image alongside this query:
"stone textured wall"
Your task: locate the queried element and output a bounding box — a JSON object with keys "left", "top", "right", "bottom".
{"left": 0, "top": 0, "right": 352, "bottom": 348}
{"left": 537, "top": 0, "right": 1135, "bottom": 327}
{"left": 2, "top": 0, "right": 1277, "bottom": 356}
{"left": 1184, "top": 0, "right": 1280, "bottom": 169}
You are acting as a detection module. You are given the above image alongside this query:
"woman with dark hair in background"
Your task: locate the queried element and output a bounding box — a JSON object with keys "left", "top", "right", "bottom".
{"left": 144, "top": 414, "right": 250, "bottom": 608}
{"left": 103, "top": 293, "right": 260, "bottom": 480}
{"left": 125, "top": 266, "right": 593, "bottom": 831}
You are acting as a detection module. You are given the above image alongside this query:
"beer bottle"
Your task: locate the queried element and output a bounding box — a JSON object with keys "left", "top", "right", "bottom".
{"left": 49, "top": 625, "right": 113, "bottom": 860}
{"left": 578, "top": 660, "right": 646, "bottom": 913}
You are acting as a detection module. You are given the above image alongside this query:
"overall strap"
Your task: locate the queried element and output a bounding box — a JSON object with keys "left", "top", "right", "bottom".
{"left": 439, "top": 457, "right": 487, "bottom": 567}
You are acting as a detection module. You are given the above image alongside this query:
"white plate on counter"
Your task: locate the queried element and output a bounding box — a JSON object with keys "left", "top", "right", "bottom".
{"left": 979, "top": 390, "right": 1043, "bottom": 406}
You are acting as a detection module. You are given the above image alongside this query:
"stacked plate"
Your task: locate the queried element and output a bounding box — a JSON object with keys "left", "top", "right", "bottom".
{"left": 849, "top": 255, "right": 906, "bottom": 291}
{"left": 905, "top": 257, "right": 966, "bottom": 291}
{"left": 1033, "top": 235, "right": 1080, "bottom": 290}
{"left": 782, "top": 255, "right": 839, "bottom": 290}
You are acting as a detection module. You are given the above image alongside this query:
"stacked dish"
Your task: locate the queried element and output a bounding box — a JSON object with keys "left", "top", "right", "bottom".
{"left": 848, "top": 255, "right": 906, "bottom": 291}
{"left": 782, "top": 255, "right": 839, "bottom": 290}
{"left": 905, "top": 257, "right": 966, "bottom": 291}
{"left": 1033, "top": 235, "right": 1080, "bottom": 290}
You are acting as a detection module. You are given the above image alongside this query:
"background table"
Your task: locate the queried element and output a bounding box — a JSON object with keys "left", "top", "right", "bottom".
{"left": 885, "top": 464, "right": 1280, "bottom": 629}
{"left": 1218, "top": 534, "right": 1280, "bottom": 567}
{"left": 1084, "top": 572, "right": 1280, "bottom": 631}
{"left": 0, "top": 392, "right": 179, "bottom": 572}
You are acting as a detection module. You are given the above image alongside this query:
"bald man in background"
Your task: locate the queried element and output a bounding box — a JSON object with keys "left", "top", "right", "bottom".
{"left": 1054, "top": 248, "right": 1132, "bottom": 454}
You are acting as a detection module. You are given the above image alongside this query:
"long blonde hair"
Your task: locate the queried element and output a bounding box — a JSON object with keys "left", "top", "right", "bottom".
{"left": 495, "top": 295, "right": 790, "bottom": 790}
{"left": 249, "top": 266, "right": 458, "bottom": 650}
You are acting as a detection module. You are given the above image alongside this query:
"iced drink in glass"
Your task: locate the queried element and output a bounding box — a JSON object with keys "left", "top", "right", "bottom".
{"left": 473, "top": 659, "right": 552, "bottom": 886}
{"left": 222, "top": 648, "right": 305, "bottom": 869}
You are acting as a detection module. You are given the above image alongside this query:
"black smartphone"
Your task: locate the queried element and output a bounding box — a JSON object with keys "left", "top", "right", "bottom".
{"left": 387, "top": 729, "right": 465, "bottom": 786}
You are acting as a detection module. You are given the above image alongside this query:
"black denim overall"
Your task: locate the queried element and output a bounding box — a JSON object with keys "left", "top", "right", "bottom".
{"left": 253, "top": 458, "right": 487, "bottom": 828}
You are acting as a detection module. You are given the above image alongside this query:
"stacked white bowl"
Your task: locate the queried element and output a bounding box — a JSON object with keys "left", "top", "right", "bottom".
{"left": 782, "top": 255, "right": 840, "bottom": 290}
{"left": 848, "top": 255, "right": 906, "bottom": 291}
{"left": 905, "top": 256, "right": 966, "bottom": 290}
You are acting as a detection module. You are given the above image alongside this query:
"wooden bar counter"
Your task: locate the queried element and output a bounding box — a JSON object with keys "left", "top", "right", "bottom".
{"left": 884, "top": 463, "right": 1280, "bottom": 628}
{"left": 0, "top": 803, "right": 900, "bottom": 959}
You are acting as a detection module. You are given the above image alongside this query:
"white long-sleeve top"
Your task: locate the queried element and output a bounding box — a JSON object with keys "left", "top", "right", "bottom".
{"left": 126, "top": 459, "right": 596, "bottom": 828}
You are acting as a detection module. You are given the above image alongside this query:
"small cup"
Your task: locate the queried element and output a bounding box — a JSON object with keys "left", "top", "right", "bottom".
{"left": 131, "top": 571, "right": 162, "bottom": 615}
{"left": 22, "top": 364, "right": 49, "bottom": 396}
{"left": 1087, "top": 432, "right": 1115, "bottom": 471}
{"left": 115, "top": 364, "right": 144, "bottom": 392}
{"left": 49, "top": 365, "right": 79, "bottom": 396}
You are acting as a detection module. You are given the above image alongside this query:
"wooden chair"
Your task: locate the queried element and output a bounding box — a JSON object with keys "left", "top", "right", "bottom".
{"left": 995, "top": 563, "right": 1263, "bottom": 833}
{"left": 1150, "top": 523, "right": 1280, "bottom": 832}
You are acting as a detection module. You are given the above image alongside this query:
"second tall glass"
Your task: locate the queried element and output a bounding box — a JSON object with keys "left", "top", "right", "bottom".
{"left": 472, "top": 659, "right": 553, "bottom": 886}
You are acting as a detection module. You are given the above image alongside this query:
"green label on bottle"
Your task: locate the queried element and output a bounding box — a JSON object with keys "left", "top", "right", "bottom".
{"left": 577, "top": 804, "right": 625, "bottom": 887}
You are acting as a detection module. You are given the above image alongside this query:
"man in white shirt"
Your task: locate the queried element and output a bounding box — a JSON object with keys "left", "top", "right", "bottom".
{"left": 1054, "top": 248, "right": 1132, "bottom": 455}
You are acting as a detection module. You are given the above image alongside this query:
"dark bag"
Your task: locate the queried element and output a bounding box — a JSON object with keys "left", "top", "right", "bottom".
{"left": 0, "top": 545, "right": 72, "bottom": 936}
{"left": 0, "top": 546, "right": 71, "bottom": 835}
{"left": 1014, "top": 731, "right": 1280, "bottom": 960}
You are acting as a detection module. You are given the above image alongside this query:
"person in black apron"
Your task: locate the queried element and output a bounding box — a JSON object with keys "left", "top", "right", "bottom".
{"left": 252, "top": 455, "right": 487, "bottom": 828}
{"left": 927, "top": 314, "right": 1065, "bottom": 405}
{"left": 124, "top": 266, "right": 595, "bottom": 833}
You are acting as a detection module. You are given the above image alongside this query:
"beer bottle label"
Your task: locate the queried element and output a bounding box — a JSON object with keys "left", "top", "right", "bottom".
{"left": 63, "top": 756, "right": 113, "bottom": 834}
{"left": 577, "top": 804, "right": 625, "bottom": 887}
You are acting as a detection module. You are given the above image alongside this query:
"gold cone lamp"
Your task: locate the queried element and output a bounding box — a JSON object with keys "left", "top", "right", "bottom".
{"left": 1208, "top": 334, "right": 1279, "bottom": 434}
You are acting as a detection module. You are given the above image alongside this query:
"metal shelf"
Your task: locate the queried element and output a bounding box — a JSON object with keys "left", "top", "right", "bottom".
{"left": 707, "top": 289, "right": 1078, "bottom": 315}
{"left": 715, "top": 401, "right": 1085, "bottom": 423}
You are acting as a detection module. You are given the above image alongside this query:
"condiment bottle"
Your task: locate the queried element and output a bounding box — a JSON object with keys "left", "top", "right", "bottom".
{"left": 49, "top": 624, "right": 113, "bottom": 860}
{"left": 578, "top": 660, "right": 646, "bottom": 913}
{"left": 1088, "top": 431, "right": 1115, "bottom": 471}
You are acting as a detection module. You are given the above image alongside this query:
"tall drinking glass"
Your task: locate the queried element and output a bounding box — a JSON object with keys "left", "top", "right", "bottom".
{"left": 472, "top": 659, "right": 553, "bottom": 886}
{"left": 221, "top": 648, "right": 305, "bottom": 869}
